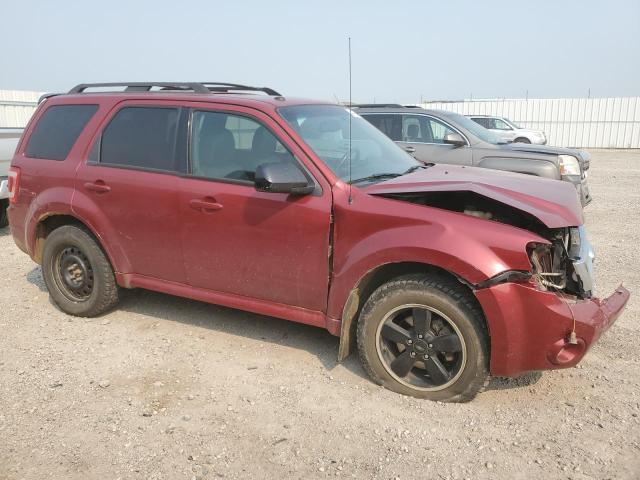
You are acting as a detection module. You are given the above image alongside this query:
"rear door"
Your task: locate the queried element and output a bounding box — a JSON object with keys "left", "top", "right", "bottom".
{"left": 73, "top": 102, "right": 187, "bottom": 283}
{"left": 178, "top": 105, "right": 332, "bottom": 311}
{"left": 397, "top": 114, "right": 472, "bottom": 165}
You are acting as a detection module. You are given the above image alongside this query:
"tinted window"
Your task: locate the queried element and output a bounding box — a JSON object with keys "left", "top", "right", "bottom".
{"left": 101, "top": 107, "right": 180, "bottom": 171}
{"left": 190, "top": 111, "right": 296, "bottom": 182}
{"left": 25, "top": 104, "right": 98, "bottom": 160}
{"left": 471, "top": 117, "right": 491, "bottom": 128}
{"left": 361, "top": 114, "right": 402, "bottom": 141}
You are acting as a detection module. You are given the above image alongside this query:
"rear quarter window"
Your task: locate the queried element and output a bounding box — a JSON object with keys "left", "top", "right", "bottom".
{"left": 25, "top": 104, "right": 98, "bottom": 160}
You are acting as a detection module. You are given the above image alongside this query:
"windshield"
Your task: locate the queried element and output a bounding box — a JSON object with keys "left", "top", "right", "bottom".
{"left": 448, "top": 113, "right": 505, "bottom": 145}
{"left": 278, "top": 105, "right": 420, "bottom": 183}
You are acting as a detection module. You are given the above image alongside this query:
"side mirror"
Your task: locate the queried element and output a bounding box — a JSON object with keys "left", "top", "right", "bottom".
{"left": 254, "top": 162, "right": 314, "bottom": 195}
{"left": 443, "top": 132, "right": 466, "bottom": 147}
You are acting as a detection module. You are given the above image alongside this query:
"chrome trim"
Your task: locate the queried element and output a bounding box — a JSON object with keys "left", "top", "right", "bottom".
{"left": 572, "top": 226, "right": 595, "bottom": 296}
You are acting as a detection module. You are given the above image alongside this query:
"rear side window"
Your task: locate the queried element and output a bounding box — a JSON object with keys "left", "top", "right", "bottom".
{"left": 100, "top": 107, "right": 180, "bottom": 171}
{"left": 25, "top": 104, "right": 98, "bottom": 160}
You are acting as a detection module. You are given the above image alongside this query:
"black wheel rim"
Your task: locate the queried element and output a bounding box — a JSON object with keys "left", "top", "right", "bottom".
{"left": 52, "top": 246, "right": 94, "bottom": 302}
{"left": 375, "top": 304, "right": 466, "bottom": 391}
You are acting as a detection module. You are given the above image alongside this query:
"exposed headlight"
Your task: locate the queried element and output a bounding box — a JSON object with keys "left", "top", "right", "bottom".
{"left": 558, "top": 155, "right": 581, "bottom": 176}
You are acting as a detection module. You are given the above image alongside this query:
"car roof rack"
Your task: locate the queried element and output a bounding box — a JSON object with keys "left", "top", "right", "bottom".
{"left": 350, "top": 103, "right": 405, "bottom": 108}
{"left": 200, "top": 82, "right": 282, "bottom": 96}
{"left": 68, "top": 82, "right": 282, "bottom": 96}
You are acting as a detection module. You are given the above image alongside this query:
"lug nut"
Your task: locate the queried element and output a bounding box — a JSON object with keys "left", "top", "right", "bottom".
{"left": 410, "top": 352, "right": 416, "bottom": 358}
{"left": 418, "top": 334, "right": 423, "bottom": 339}
{"left": 428, "top": 344, "right": 433, "bottom": 348}
{"left": 423, "top": 354, "right": 429, "bottom": 360}
{"left": 407, "top": 339, "right": 413, "bottom": 345}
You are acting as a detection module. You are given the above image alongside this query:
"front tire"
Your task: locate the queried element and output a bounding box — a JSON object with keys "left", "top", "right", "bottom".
{"left": 42, "top": 225, "right": 120, "bottom": 317}
{"left": 357, "top": 275, "right": 489, "bottom": 402}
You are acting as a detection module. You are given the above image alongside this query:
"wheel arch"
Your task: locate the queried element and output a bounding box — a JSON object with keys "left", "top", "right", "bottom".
{"left": 31, "top": 213, "right": 119, "bottom": 274}
{"left": 337, "top": 261, "right": 488, "bottom": 362}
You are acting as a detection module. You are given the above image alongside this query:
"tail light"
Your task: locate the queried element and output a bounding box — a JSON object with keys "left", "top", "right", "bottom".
{"left": 7, "top": 166, "right": 20, "bottom": 204}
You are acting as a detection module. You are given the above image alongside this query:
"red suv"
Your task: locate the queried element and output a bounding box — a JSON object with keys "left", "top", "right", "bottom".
{"left": 7, "top": 82, "right": 629, "bottom": 402}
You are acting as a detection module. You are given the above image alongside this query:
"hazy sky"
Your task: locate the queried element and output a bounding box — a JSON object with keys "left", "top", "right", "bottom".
{"left": 2, "top": 0, "right": 639, "bottom": 103}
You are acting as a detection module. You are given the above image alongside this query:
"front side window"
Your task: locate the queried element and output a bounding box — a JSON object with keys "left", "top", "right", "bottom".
{"left": 279, "top": 105, "right": 419, "bottom": 183}
{"left": 493, "top": 118, "right": 512, "bottom": 130}
{"left": 26, "top": 104, "right": 98, "bottom": 160}
{"left": 190, "top": 111, "right": 296, "bottom": 182}
{"left": 401, "top": 115, "right": 458, "bottom": 144}
{"left": 100, "top": 107, "right": 180, "bottom": 171}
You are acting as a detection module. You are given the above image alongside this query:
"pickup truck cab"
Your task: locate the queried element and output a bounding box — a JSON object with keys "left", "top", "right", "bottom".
{"left": 7, "top": 83, "right": 629, "bottom": 402}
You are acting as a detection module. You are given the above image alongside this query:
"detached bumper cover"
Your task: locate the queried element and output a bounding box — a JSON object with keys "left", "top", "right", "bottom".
{"left": 475, "top": 283, "right": 630, "bottom": 377}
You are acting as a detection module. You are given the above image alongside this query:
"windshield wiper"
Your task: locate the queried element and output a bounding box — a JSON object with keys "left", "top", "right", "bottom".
{"left": 402, "top": 164, "right": 431, "bottom": 175}
{"left": 350, "top": 173, "right": 403, "bottom": 185}
{"left": 351, "top": 164, "right": 431, "bottom": 185}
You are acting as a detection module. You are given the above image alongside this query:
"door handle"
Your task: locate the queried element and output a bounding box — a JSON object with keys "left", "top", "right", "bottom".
{"left": 84, "top": 181, "right": 111, "bottom": 193}
{"left": 404, "top": 146, "right": 416, "bottom": 153}
{"left": 189, "top": 197, "right": 223, "bottom": 213}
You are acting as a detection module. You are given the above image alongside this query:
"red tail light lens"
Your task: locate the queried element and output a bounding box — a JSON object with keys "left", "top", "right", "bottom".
{"left": 7, "top": 167, "right": 20, "bottom": 204}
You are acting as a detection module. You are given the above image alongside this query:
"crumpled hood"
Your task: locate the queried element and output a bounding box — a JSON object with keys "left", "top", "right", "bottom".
{"left": 363, "top": 164, "right": 584, "bottom": 228}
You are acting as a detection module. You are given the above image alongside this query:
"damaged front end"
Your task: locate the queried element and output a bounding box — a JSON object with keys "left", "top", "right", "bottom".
{"left": 364, "top": 171, "right": 628, "bottom": 376}
{"left": 378, "top": 190, "right": 595, "bottom": 299}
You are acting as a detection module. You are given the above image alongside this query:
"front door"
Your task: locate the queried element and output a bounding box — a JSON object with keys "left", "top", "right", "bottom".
{"left": 178, "top": 106, "right": 331, "bottom": 311}
{"left": 397, "top": 114, "right": 473, "bottom": 166}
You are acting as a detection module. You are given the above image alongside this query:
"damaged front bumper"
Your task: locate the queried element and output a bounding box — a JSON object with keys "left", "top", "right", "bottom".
{"left": 474, "top": 282, "right": 630, "bottom": 377}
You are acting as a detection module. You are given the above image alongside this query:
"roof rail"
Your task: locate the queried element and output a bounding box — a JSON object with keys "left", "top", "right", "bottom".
{"left": 67, "top": 82, "right": 282, "bottom": 96}
{"left": 69, "top": 82, "right": 211, "bottom": 94}
{"left": 351, "top": 103, "right": 405, "bottom": 108}
{"left": 200, "top": 82, "right": 282, "bottom": 96}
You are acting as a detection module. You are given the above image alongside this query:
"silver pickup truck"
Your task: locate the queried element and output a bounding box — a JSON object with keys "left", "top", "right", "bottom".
{"left": 0, "top": 129, "right": 22, "bottom": 227}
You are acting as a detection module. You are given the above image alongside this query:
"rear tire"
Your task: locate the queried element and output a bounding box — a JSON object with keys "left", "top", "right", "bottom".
{"left": 514, "top": 137, "right": 531, "bottom": 143}
{"left": 42, "top": 225, "right": 120, "bottom": 317}
{"left": 357, "top": 274, "right": 489, "bottom": 402}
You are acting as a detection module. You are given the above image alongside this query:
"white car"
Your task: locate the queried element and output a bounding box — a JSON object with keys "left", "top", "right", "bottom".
{"left": 468, "top": 115, "right": 547, "bottom": 144}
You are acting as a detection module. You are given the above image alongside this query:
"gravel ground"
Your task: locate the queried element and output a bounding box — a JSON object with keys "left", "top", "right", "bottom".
{"left": 1, "top": 150, "right": 639, "bottom": 480}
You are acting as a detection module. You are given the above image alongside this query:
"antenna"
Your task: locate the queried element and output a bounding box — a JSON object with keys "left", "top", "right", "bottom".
{"left": 348, "top": 37, "right": 353, "bottom": 205}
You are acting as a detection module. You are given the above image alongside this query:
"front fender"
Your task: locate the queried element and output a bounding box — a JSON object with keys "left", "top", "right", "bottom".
{"left": 326, "top": 196, "right": 549, "bottom": 321}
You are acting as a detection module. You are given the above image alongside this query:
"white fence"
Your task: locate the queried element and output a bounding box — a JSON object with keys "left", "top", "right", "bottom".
{"left": 420, "top": 97, "right": 640, "bottom": 149}
{"left": 0, "top": 90, "right": 41, "bottom": 129}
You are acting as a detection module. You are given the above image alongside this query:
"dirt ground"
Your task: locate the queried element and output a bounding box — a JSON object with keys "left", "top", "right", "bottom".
{"left": 1, "top": 150, "right": 639, "bottom": 480}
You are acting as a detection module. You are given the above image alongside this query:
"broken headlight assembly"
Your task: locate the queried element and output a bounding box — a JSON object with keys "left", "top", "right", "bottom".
{"left": 527, "top": 227, "right": 594, "bottom": 299}
{"left": 528, "top": 242, "right": 566, "bottom": 291}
